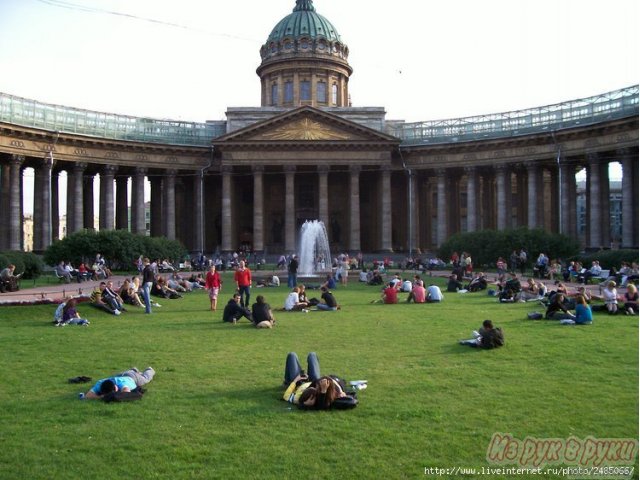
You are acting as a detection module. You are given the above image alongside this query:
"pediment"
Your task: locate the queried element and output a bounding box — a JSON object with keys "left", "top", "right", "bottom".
{"left": 214, "top": 106, "right": 398, "bottom": 144}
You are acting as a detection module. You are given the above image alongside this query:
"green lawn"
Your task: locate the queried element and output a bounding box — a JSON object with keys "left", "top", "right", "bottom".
{"left": 0, "top": 274, "right": 637, "bottom": 479}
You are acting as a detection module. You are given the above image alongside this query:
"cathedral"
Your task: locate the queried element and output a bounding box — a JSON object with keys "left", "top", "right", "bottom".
{"left": 0, "top": 0, "right": 638, "bottom": 255}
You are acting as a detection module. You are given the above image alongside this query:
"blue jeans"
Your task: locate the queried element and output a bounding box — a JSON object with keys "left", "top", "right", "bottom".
{"left": 238, "top": 285, "right": 251, "bottom": 308}
{"left": 316, "top": 303, "right": 337, "bottom": 311}
{"left": 284, "top": 352, "right": 321, "bottom": 385}
{"left": 287, "top": 273, "right": 297, "bottom": 289}
{"left": 143, "top": 282, "right": 153, "bottom": 314}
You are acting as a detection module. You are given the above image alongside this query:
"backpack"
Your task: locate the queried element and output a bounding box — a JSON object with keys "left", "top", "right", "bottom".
{"left": 102, "top": 387, "right": 145, "bottom": 403}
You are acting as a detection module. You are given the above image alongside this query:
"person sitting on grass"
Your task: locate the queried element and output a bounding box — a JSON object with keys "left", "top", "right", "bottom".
{"left": 466, "top": 272, "right": 488, "bottom": 292}
{"left": 223, "top": 293, "right": 254, "bottom": 324}
{"left": 446, "top": 274, "right": 463, "bottom": 293}
{"left": 251, "top": 295, "right": 276, "bottom": 328}
{"left": 459, "top": 319, "right": 504, "bottom": 349}
{"left": 102, "top": 281, "right": 126, "bottom": 313}
{"left": 55, "top": 298, "right": 90, "bottom": 326}
{"left": 119, "top": 279, "right": 144, "bottom": 308}
{"left": 371, "top": 282, "right": 399, "bottom": 304}
{"left": 602, "top": 281, "right": 619, "bottom": 315}
{"left": 426, "top": 283, "right": 444, "bottom": 303}
{"left": 316, "top": 286, "right": 338, "bottom": 311}
{"left": 545, "top": 293, "right": 576, "bottom": 321}
{"left": 407, "top": 280, "right": 426, "bottom": 303}
{"left": 284, "top": 287, "right": 309, "bottom": 312}
{"left": 568, "top": 295, "right": 593, "bottom": 325}
{"left": 623, "top": 284, "right": 638, "bottom": 315}
{"left": 282, "top": 352, "right": 356, "bottom": 410}
{"left": 81, "top": 367, "right": 155, "bottom": 399}
{"left": 367, "top": 270, "right": 383, "bottom": 286}
{"left": 90, "top": 285, "right": 121, "bottom": 315}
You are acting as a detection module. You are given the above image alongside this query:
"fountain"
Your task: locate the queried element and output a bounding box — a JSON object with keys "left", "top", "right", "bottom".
{"left": 298, "top": 220, "right": 332, "bottom": 277}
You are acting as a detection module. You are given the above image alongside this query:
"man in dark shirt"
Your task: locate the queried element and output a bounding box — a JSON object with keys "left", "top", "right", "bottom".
{"left": 223, "top": 293, "right": 253, "bottom": 324}
{"left": 317, "top": 286, "right": 338, "bottom": 311}
{"left": 288, "top": 255, "right": 299, "bottom": 289}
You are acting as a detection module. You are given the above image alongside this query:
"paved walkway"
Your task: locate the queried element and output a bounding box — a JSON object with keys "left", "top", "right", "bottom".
{"left": 0, "top": 275, "right": 133, "bottom": 304}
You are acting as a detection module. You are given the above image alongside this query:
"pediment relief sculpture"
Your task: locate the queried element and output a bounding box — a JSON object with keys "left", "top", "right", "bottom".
{"left": 251, "top": 117, "right": 359, "bottom": 141}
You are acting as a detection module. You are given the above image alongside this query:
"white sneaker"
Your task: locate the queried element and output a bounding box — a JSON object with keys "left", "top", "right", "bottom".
{"left": 302, "top": 309, "right": 309, "bottom": 313}
{"left": 114, "top": 309, "right": 121, "bottom": 315}
{"left": 153, "top": 303, "right": 162, "bottom": 307}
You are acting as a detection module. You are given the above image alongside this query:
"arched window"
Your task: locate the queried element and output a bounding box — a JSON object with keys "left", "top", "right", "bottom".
{"left": 271, "top": 84, "right": 279, "bottom": 105}
{"left": 332, "top": 84, "right": 338, "bottom": 105}
{"left": 284, "top": 81, "right": 294, "bottom": 103}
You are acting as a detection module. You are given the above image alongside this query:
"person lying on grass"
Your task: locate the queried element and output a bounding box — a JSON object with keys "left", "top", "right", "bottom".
{"left": 459, "top": 320, "right": 504, "bottom": 349}
{"left": 81, "top": 367, "right": 155, "bottom": 399}
{"left": 282, "top": 352, "right": 356, "bottom": 410}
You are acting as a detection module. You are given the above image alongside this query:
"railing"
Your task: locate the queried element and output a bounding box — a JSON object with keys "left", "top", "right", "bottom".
{"left": 390, "top": 85, "right": 639, "bottom": 145}
{"left": 1, "top": 86, "right": 637, "bottom": 147}
{"left": 0, "top": 93, "right": 225, "bottom": 146}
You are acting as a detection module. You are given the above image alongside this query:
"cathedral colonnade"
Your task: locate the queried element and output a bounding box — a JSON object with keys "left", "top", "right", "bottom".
{"left": 0, "top": 143, "right": 637, "bottom": 255}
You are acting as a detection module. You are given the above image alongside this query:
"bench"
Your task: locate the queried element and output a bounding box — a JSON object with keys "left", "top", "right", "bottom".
{"left": 590, "top": 269, "right": 610, "bottom": 284}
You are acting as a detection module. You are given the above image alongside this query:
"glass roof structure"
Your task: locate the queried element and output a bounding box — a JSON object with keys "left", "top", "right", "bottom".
{"left": 0, "top": 86, "right": 637, "bottom": 147}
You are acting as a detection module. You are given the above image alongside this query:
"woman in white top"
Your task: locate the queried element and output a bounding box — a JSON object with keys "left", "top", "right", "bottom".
{"left": 602, "top": 281, "right": 619, "bottom": 315}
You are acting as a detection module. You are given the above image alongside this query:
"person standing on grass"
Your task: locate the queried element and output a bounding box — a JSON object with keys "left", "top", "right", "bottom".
{"left": 288, "top": 255, "right": 299, "bottom": 289}
{"left": 142, "top": 257, "right": 155, "bottom": 315}
{"left": 205, "top": 265, "right": 222, "bottom": 312}
{"left": 234, "top": 260, "right": 252, "bottom": 308}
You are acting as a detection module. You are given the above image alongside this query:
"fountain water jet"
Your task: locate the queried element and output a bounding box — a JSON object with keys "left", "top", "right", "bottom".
{"left": 298, "top": 220, "right": 332, "bottom": 277}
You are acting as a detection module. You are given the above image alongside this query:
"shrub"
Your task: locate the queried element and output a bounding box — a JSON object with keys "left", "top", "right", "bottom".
{"left": 573, "top": 249, "right": 639, "bottom": 270}
{"left": 438, "top": 227, "right": 580, "bottom": 268}
{"left": 0, "top": 251, "right": 44, "bottom": 279}
{"left": 43, "top": 230, "right": 188, "bottom": 270}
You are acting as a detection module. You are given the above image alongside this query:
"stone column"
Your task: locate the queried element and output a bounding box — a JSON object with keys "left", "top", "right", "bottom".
{"left": 150, "top": 175, "right": 163, "bottom": 237}
{"left": 115, "top": 175, "right": 129, "bottom": 231}
{"left": 66, "top": 168, "right": 76, "bottom": 235}
{"left": 548, "top": 167, "right": 559, "bottom": 233}
{"left": 83, "top": 174, "right": 94, "bottom": 230}
{"left": 349, "top": 165, "right": 361, "bottom": 252}
{"left": 525, "top": 162, "right": 538, "bottom": 228}
{"left": 436, "top": 169, "right": 447, "bottom": 246}
{"left": 599, "top": 161, "right": 611, "bottom": 247}
{"left": 495, "top": 164, "right": 509, "bottom": 230}
{"left": 465, "top": 167, "right": 477, "bottom": 232}
{"left": 587, "top": 154, "right": 601, "bottom": 249}
{"left": 163, "top": 169, "right": 176, "bottom": 240}
{"left": 253, "top": 165, "right": 264, "bottom": 253}
{"left": 559, "top": 161, "right": 574, "bottom": 237}
{"left": 51, "top": 170, "right": 59, "bottom": 240}
{"left": 284, "top": 165, "right": 296, "bottom": 253}
{"left": 0, "top": 162, "right": 10, "bottom": 249}
{"left": 221, "top": 166, "right": 233, "bottom": 252}
{"left": 409, "top": 172, "right": 420, "bottom": 253}
{"left": 193, "top": 170, "right": 204, "bottom": 253}
{"left": 33, "top": 163, "right": 43, "bottom": 250}
{"left": 318, "top": 165, "right": 329, "bottom": 226}
{"left": 33, "top": 157, "right": 54, "bottom": 251}
{"left": 71, "top": 163, "right": 85, "bottom": 233}
{"left": 8, "top": 155, "right": 24, "bottom": 250}
{"left": 99, "top": 165, "right": 116, "bottom": 230}
{"left": 620, "top": 149, "right": 635, "bottom": 248}
{"left": 379, "top": 165, "right": 392, "bottom": 252}
{"left": 131, "top": 167, "right": 147, "bottom": 235}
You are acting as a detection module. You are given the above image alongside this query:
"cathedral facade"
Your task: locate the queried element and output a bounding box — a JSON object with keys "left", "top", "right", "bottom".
{"left": 0, "top": 0, "right": 638, "bottom": 255}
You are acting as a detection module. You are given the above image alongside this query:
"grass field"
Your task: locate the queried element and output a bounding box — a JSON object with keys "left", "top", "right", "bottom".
{"left": 0, "top": 273, "right": 637, "bottom": 479}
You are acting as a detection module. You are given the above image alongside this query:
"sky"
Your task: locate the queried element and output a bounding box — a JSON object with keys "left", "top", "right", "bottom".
{"left": 0, "top": 0, "right": 637, "bottom": 215}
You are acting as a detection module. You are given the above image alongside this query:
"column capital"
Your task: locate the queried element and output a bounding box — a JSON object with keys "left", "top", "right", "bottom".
{"left": 73, "top": 162, "right": 88, "bottom": 172}
{"left": 102, "top": 164, "right": 118, "bottom": 175}
{"left": 317, "top": 164, "right": 330, "bottom": 173}
{"left": 10, "top": 154, "right": 24, "bottom": 166}
{"left": 464, "top": 166, "right": 477, "bottom": 175}
{"left": 165, "top": 169, "right": 178, "bottom": 177}
{"left": 135, "top": 167, "right": 148, "bottom": 175}
{"left": 586, "top": 152, "right": 600, "bottom": 164}
{"left": 283, "top": 165, "right": 296, "bottom": 173}
{"left": 523, "top": 161, "right": 537, "bottom": 171}
{"left": 349, "top": 165, "right": 361, "bottom": 174}
{"left": 435, "top": 168, "right": 446, "bottom": 178}
{"left": 494, "top": 164, "right": 510, "bottom": 173}
{"left": 616, "top": 147, "right": 634, "bottom": 159}
{"left": 252, "top": 165, "right": 265, "bottom": 173}
{"left": 221, "top": 165, "right": 234, "bottom": 174}
{"left": 379, "top": 164, "right": 392, "bottom": 173}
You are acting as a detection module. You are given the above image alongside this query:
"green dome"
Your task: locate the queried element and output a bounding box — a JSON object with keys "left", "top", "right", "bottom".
{"left": 267, "top": 0, "right": 341, "bottom": 43}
